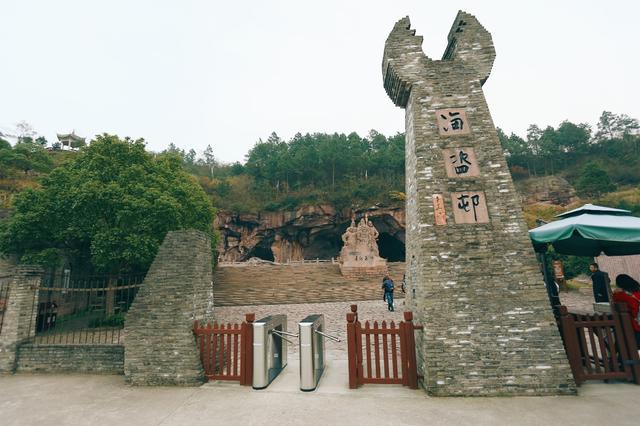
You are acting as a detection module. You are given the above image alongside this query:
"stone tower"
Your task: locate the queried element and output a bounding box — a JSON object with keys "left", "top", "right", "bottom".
{"left": 382, "top": 11, "right": 575, "bottom": 396}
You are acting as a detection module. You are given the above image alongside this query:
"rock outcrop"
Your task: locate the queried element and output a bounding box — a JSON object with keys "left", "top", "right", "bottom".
{"left": 215, "top": 205, "right": 406, "bottom": 263}
{"left": 514, "top": 175, "right": 577, "bottom": 206}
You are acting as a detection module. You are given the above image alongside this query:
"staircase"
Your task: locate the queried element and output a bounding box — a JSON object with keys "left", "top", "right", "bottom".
{"left": 213, "top": 262, "right": 405, "bottom": 306}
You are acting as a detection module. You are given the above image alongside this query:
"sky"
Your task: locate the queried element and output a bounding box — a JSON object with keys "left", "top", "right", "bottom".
{"left": 1, "top": 0, "right": 638, "bottom": 163}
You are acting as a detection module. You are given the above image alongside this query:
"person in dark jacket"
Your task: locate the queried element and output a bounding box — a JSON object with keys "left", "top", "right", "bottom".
{"left": 382, "top": 276, "right": 394, "bottom": 311}
{"left": 589, "top": 263, "right": 611, "bottom": 303}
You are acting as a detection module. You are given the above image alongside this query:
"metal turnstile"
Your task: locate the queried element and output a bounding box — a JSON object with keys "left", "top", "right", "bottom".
{"left": 252, "top": 314, "right": 292, "bottom": 389}
{"left": 299, "top": 314, "right": 340, "bottom": 391}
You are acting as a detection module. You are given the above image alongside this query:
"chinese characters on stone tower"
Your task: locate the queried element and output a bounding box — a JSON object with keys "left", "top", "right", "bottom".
{"left": 432, "top": 194, "right": 447, "bottom": 225}
{"left": 435, "top": 108, "right": 489, "bottom": 224}
{"left": 451, "top": 192, "right": 489, "bottom": 224}
{"left": 436, "top": 108, "right": 471, "bottom": 136}
{"left": 442, "top": 148, "right": 480, "bottom": 177}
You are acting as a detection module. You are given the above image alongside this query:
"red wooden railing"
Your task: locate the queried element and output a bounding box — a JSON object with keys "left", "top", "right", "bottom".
{"left": 193, "top": 313, "right": 254, "bottom": 385}
{"left": 347, "top": 304, "right": 422, "bottom": 389}
{"left": 558, "top": 303, "right": 640, "bottom": 385}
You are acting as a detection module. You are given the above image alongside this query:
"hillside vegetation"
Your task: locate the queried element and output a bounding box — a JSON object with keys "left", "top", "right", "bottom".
{"left": 1, "top": 110, "right": 638, "bottom": 219}
{"left": 1, "top": 111, "right": 638, "bottom": 276}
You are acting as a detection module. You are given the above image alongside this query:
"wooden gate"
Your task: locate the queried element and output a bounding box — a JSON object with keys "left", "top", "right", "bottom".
{"left": 346, "top": 304, "right": 422, "bottom": 389}
{"left": 558, "top": 304, "right": 640, "bottom": 385}
{"left": 193, "top": 313, "right": 255, "bottom": 385}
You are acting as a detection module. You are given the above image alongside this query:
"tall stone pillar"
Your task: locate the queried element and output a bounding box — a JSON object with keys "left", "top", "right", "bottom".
{"left": 0, "top": 266, "right": 41, "bottom": 373}
{"left": 382, "top": 11, "right": 575, "bottom": 395}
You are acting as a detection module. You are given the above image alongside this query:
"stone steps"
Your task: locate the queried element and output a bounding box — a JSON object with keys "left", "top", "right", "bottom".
{"left": 213, "top": 262, "right": 405, "bottom": 306}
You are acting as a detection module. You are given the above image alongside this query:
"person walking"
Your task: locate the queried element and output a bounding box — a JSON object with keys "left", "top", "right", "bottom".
{"left": 612, "top": 274, "right": 640, "bottom": 349}
{"left": 589, "top": 263, "right": 611, "bottom": 303}
{"left": 382, "top": 275, "right": 395, "bottom": 311}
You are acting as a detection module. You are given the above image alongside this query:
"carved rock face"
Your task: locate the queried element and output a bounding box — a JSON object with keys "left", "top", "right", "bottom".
{"left": 215, "top": 206, "right": 405, "bottom": 263}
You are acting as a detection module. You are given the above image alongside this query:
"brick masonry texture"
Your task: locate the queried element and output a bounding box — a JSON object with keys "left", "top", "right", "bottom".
{"left": 124, "top": 230, "right": 215, "bottom": 386}
{"left": 382, "top": 11, "right": 575, "bottom": 396}
{"left": 213, "top": 262, "right": 405, "bottom": 306}
{"left": 0, "top": 266, "right": 41, "bottom": 374}
{"left": 16, "top": 344, "right": 124, "bottom": 374}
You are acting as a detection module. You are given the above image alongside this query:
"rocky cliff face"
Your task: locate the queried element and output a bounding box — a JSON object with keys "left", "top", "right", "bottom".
{"left": 215, "top": 204, "right": 405, "bottom": 263}
{"left": 514, "top": 175, "right": 578, "bottom": 206}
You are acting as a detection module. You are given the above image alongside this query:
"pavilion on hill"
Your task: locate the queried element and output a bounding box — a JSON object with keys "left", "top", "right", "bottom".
{"left": 56, "top": 131, "right": 86, "bottom": 150}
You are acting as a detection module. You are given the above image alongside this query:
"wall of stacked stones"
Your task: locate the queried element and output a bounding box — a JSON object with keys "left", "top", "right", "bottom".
{"left": 16, "top": 344, "right": 124, "bottom": 374}
{"left": 0, "top": 266, "right": 41, "bottom": 374}
{"left": 125, "top": 229, "right": 214, "bottom": 386}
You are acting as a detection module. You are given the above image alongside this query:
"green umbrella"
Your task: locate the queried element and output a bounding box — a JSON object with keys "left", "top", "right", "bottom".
{"left": 529, "top": 204, "right": 640, "bottom": 256}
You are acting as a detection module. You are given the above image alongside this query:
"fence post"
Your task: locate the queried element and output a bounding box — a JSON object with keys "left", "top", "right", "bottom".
{"left": 241, "top": 313, "right": 255, "bottom": 386}
{"left": 350, "top": 304, "right": 358, "bottom": 323}
{"left": 0, "top": 266, "right": 41, "bottom": 374}
{"left": 403, "top": 311, "right": 419, "bottom": 389}
{"left": 558, "top": 305, "right": 584, "bottom": 386}
{"left": 347, "top": 311, "right": 359, "bottom": 389}
{"left": 612, "top": 303, "right": 640, "bottom": 384}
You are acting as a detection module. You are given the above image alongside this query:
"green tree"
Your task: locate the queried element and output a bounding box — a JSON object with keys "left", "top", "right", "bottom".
{"left": 575, "top": 161, "right": 616, "bottom": 198}
{"left": 0, "top": 134, "right": 215, "bottom": 273}
{"left": 7, "top": 141, "right": 54, "bottom": 175}
{"left": 595, "top": 111, "right": 640, "bottom": 141}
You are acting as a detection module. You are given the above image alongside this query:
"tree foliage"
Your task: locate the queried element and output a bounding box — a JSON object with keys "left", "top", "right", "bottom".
{"left": 0, "top": 138, "right": 53, "bottom": 178}
{"left": 0, "top": 134, "right": 215, "bottom": 273}
{"left": 575, "top": 161, "right": 616, "bottom": 198}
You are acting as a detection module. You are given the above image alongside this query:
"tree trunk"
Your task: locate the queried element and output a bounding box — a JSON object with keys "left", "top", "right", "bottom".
{"left": 332, "top": 162, "right": 335, "bottom": 191}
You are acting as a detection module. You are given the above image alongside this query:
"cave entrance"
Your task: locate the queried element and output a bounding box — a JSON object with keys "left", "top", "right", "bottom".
{"left": 378, "top": 232, "right": 405, "bottom": 262}
{"left": 303, "top": 232, "right": 342, "bottom": 260}
{"left": 247, "top": 245, "right": 275, "bottom": 262}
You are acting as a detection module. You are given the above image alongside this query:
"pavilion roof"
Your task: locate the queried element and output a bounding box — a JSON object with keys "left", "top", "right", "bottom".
{"left": 56, "top": 131, "right": 85, "bottom": 142}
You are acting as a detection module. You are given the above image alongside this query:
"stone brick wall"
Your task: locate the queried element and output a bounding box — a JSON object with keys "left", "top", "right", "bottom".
{"left": 0, "top": 266, "right": 41, "bottom": 373}
{"left": 213, "top": 262, "right": 406, "bottom": 306}
{"left": 383, "top": 12, "right": 575, "bottom": 396}
{"left": 16, "top": 344, "right": 124, "bottom": 374}
{"left": 124, "top": 230, "right": 214, "bottom": 386}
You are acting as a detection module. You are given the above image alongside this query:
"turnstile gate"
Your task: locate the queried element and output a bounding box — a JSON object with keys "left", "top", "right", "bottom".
{"left": 252, "top": 314, "right": 291, "bottom": 389}
{"left": 299, "top": 314, "right": 340, "bottom": 391}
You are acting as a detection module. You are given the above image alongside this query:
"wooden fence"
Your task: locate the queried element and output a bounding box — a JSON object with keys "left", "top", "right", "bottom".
{"left": 558, "top": 303, "right": 640, "bottom": 385}
{"left": 193, "top": 313, "right": 254, "bottom": 385}
{"left": 346, "top": 304, "right": 422, "bottom": 389}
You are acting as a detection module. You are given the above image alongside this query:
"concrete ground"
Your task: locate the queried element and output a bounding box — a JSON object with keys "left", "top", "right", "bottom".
{"left": 1, "top": 356, "right": 639, "bottom": 426}
{"left": 1, "top": 291, "right": 616, "bottom": 425}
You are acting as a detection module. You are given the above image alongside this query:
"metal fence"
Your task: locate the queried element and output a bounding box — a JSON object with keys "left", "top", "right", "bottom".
{"left": 29, "top": 273, "right": 144, "bottom": 345}
{"left": 0, "top": 276, "right": 10, "bottom": 335}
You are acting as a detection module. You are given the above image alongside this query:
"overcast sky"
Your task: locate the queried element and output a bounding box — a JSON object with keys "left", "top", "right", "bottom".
{"left": 1, "top": 0, "right": 638, "bottom": 163}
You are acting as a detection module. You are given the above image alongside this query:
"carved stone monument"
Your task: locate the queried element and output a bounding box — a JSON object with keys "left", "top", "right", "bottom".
{"left": 382, "top": 11, "right": 575, "bottom": 396}
{"left": 339, "top": 215, "right": 387, "bottom": 278}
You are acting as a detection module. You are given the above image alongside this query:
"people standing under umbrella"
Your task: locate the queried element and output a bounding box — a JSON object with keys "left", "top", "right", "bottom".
{"left": 612, "top": 274, "right": 640, "bottom": 349}
{"left": 589, "top": 263, "right": 611, "bottom": 303}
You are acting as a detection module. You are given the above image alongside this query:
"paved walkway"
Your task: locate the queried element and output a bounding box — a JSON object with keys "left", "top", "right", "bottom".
{"left": 213, "top": 288, "right": 593, "bottom": 358}
{"left": 215, "top": 299, "right": 406, "bottom": 358}
{"left": 1, "top": 369, "right": 638, "bottom": 426}
{"left": 560, "top": 287, "right": 596, "bottom": 314}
